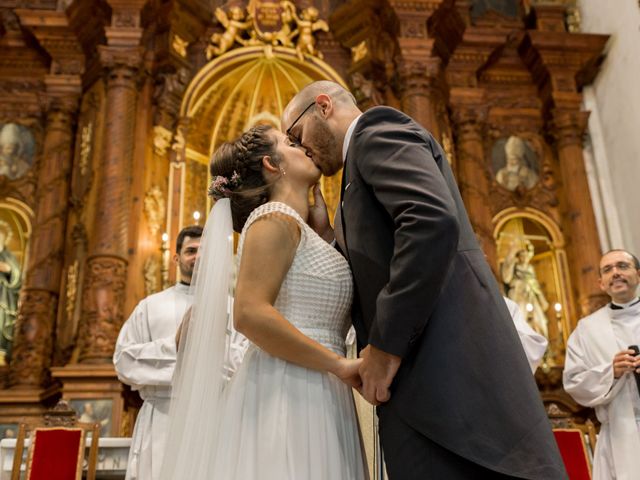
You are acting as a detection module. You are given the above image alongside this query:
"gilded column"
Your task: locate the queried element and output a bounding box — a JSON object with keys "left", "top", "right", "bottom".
{"left": 452, "top": 107, "right": 496, "bottom": 268}
{"left": 8, "top": 79, "right": 80, "bottom": 387}
{"left": 77, "top": 47, "right": 142, "bottom": 363}
{"left": 550, "top": 109, "right": 608, "bottom": 315}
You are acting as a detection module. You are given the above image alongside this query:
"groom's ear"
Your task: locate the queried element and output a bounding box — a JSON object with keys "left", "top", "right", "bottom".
{"left": 315, "top": 94, "right": 332, "bottom": 118}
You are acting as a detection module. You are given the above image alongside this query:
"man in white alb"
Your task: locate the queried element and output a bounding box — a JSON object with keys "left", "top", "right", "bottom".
{"left": 114, "top": 226, "right": 248, "bottom": 480}
{"left": 563, "top": 249, "right": 640, "bottom": 480}
{"left": 114, "top": 226, "right": 201, "bottom": 480}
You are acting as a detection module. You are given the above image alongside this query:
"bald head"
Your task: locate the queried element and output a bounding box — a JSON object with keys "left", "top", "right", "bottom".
{"left": 283, "top": 81, "right": 356, "bottom": 126}
{"left": 280, "top": 81, "right": 361, "bottom": 177}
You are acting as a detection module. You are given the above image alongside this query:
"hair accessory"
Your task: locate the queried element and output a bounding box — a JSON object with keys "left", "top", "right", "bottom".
{"left": 208, "top": 171, "right": 241, "bottom": 199}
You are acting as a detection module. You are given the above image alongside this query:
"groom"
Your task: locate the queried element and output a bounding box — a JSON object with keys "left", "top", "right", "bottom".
{"left": 282, "top": 81, "right": 566, "bottom": 479}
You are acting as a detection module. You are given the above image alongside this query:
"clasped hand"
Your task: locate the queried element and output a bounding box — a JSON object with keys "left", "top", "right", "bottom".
{"left": 613, "top": 349, "right": 640, "bottom": 378}
{"left": 334, "top": 345, "right": 402, "bottom": 406}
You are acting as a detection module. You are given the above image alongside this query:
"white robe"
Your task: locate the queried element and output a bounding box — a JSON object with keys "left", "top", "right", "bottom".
{"left": 563, "top": 302, "right": 640, "bottom": 480}
{"left": 114, "top": 284, "right": 248, "bottom": 480}
{"left": 505, "top": 297, "right": 548, "bottom": 373}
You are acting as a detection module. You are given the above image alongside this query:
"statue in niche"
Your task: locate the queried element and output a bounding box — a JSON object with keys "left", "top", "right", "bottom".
{"left": 0, "top": 221, "right": 21, "bottom": 365}
{"left": 501, "top": 241, "right": 550, "bottom": 338}
{"left": 494, "top": 136, "right": 539, "bottom": 192}
{"left": 0, "top": 123, "right": 35, "bottom": 180}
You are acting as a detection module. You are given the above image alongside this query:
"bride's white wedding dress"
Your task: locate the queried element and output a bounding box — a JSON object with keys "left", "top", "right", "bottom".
{"left": 211, "top": 201, "right": 368, "bottom": 479}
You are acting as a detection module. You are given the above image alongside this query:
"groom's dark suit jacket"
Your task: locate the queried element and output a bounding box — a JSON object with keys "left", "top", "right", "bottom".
{"left": 339, "top": 107, "right": 566, "bottom": 479}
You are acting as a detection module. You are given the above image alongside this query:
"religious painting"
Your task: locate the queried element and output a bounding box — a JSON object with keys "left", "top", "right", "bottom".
{"left": 0, "top": 123, "right": 36, "bottom": 180}
{"left": 69, "top": 399, "right": 113, "bottom": 437}
{"left": 495, "top": 213, "right": 573, "bottom": 366}
{"left": 0, "top": 201, "right": 31, "bottom": 366}
{"left": 492, "top": 136, "right": 540, "bottom": 192}
{"left": 0, "top": 423, "right": 18, "bottom": 440}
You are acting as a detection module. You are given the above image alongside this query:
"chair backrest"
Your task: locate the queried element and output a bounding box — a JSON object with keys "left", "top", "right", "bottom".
{"left": 11, "top": 418, "right": 100, "bottom": 480}
{"left": 553, "top": 428, "right": 592, "bottom": 480}
{"left": 27, "top": 427, "right": 85, "bottom": 480}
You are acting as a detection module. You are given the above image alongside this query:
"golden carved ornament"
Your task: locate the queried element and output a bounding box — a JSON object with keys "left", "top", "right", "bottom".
{"left": 143, "top": 255, "right": 160, "bottom": 296}
{"left": 143, "top": 186, "right": 166, "bottom": 237}
{"left": 172, "top": 34, "right": 188, "bottom": 58}
{"left": 441, "top": 133, "right": 455, "bottom": 166}
{"left": 207, "top": 1, "right": 329, "bottom": 60}
{"left": 565, "top": 6, "right": 581, "bottom": 32}
{"left": 153, "top": 125, "right": 173, "bottom": 157}
{"left": 79, "top": 122, "right": 93, "bottom": 176}
{"left": 351, "top": 41, "right": 368, "bottom": 64}
{"left": 66, "top": 260, "right": 79, "bottom": 324}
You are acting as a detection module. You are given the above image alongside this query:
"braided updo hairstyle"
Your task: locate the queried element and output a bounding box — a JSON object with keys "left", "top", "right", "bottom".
{"left": 209, "top": 124, "right": 281, "bottom": 232}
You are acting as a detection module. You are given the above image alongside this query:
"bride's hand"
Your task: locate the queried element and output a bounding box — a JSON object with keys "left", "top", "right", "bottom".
{"left": 308, "top": 183, "right": 334, "bottom": 243}
{"left": 333, "top": 357, "right": 363, "bottom": 390}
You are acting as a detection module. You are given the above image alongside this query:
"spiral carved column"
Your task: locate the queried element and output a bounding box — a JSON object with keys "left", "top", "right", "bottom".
{"left": 9, "top": 89, "right": 79, "bottom": 388}
{"left": 77, "top": 48, "right": 141, "bottom": 364}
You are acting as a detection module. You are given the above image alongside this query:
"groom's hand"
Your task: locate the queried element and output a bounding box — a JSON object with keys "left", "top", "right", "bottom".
{"left": 359, "top": 345, "right": 401, "bottom": 405}
{"left": 308, "top": 183, "right": 334, "bottom": 243}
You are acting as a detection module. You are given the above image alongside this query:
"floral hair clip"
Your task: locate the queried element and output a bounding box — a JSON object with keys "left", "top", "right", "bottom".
{"left": 208, "top": 171, "right": 242, "bottom": 199}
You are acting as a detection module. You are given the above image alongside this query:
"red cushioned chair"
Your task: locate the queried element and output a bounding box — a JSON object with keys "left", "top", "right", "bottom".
{"left": 11, "top": 422, "right": 99, "bottom": 480}
{"left": 553, "top": 428, "right": 593, "bottom": 480}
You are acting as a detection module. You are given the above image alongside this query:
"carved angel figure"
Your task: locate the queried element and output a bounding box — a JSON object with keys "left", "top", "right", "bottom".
{"left": 289, "top": 5, "right": 328, "bottom": 59}
{"left": 207, "top": 7, "right": 252, "bottom": 59}
{"left": 273, "top": 1, "right": 296, "bottom": 47}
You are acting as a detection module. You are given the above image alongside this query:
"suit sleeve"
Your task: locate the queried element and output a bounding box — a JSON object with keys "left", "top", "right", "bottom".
{"left": 354, "top": 115, "right": 460, "bottom": 358}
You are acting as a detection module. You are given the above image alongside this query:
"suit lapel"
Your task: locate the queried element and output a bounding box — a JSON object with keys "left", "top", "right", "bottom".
{"left": 334, "top": 154, "right": 350, "bottom": 261}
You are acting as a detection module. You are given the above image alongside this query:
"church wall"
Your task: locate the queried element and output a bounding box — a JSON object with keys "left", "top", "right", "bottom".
{"left": 578, "top": 0, "right": 640, "bottom": 255}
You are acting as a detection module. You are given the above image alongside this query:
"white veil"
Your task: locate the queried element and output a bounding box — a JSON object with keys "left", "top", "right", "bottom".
{"left": 160, "top": 198, "right": 233, "bottom": 479}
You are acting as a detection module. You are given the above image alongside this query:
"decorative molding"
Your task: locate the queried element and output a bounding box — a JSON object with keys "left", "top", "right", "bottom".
{"left": 143, "top": 185, "right": 166, "bottom": 237}
{"left": 78, "top": 256, "right": 127, "bottom": 363}
{"left": 143, "top": 255, "right": 160, "bottom": 297}
{"left": 79, "top": 122, "right": 93, "bottom": 176}
{"left": 153, "top": 125, "right": 173, "bottom": 157}
{"left": 65, "top": 260, "right": 79, "bottom": 325}
{"left": 171, "top": 34, "right": 188, "bottom": 58}
{"left": 8, "top": 289, "right": 57, "bottom": 387}
{"left": 349, "top": 72, "right": 384, "bottom": 109}
{"left": 351, "top": 41, "right": 368, "bottom": 64}
{"left": 206, "top": 2, "right": 329, "bottom": 60}
{"left": 153, "top": 69, "right": 190, "bottom": 129}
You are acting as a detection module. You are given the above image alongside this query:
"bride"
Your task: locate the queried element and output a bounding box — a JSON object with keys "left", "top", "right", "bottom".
{"left": 161, "top": 124, "right": 368, "bottom": 479}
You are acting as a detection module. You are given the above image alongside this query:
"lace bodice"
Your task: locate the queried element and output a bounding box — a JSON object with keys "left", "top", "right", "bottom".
{"left": 238, "top": 202, "right": 353, "bottom": 354}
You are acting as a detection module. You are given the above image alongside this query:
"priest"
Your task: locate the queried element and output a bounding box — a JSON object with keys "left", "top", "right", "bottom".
{"left": 563, "top": 249, "right": 640, "bottom": 480}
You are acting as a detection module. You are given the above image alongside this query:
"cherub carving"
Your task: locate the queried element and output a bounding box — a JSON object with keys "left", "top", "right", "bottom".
{"left": 288, "top": 5, "right": 328, "bottom": 60}
{"left": 207, "top": 7, "right": 252, "bottom": 58}
{"left": 273, "top": 1, "right": 296, "bottom": 48}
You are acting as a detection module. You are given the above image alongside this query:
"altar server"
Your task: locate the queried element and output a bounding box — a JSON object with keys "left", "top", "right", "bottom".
{"left": 505, "top": 296, "right": 548, "bottom": 373}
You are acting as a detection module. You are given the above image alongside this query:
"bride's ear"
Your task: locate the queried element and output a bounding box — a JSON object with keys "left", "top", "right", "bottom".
{"left": 262, "top": 155, "right": 279, "bottom": 174}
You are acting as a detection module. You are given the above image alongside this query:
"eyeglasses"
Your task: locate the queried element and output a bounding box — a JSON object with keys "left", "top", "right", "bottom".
{"left": 286, "top": 101, "right": 315, "bottom": 146}
{"left": 600, "top": 261, "right": 635, "bottom": 275}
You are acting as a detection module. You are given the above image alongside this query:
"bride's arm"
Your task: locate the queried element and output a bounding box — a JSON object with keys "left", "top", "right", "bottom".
{"left": 234, "top": 213, "right": 360, "bottom": 388}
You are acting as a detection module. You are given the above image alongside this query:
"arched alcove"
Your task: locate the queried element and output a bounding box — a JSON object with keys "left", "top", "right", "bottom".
{"left": 175, "top": 45, "right": 349, "bottom": 229}
{"left": 493, "top": 207, "right": 574, "bottom": 366}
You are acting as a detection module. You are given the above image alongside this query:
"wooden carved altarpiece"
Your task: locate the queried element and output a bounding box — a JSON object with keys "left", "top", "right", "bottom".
{"left": 0, "top": 0, "right": 612, "bottom": 448}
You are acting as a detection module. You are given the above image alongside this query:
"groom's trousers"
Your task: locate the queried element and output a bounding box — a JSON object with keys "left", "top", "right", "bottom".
{"left": 378, "top": 406, "right": 522, "bottom": 479}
